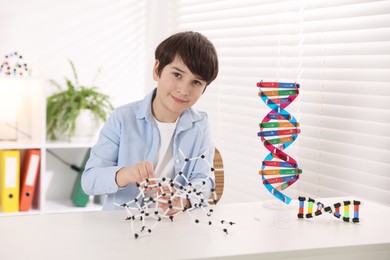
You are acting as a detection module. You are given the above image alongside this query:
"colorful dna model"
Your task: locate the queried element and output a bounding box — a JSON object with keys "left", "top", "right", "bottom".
{"left": 257, "top": 81, "right": 302, "bottom": 204}
{"left": 297, "top": 197, "right": 361, "bottom": 223}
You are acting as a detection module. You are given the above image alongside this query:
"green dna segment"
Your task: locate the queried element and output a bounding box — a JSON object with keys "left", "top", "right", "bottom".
{"left": 257, "top": 81, "right": 302, "bottom": 204}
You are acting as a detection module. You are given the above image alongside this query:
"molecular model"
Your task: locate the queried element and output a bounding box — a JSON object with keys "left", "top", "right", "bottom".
{"left": 257, "top": 81, "right": 302, "bottom": 204}
{"left": 0, "top": 51, "right": 32, "bottom": 77}
{"left": 297, "top": 197, "right": 361, "bottom": 223}
{"left": 114, "top": 148, "right": 235, "bottom": 239}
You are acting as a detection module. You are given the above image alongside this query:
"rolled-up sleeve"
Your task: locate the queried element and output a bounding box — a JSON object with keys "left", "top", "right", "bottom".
{"left": 179, "top": 112, "right": 215, "bottom": 206}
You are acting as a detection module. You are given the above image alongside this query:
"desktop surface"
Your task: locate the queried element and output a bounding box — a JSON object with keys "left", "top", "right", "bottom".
{"left": 0, "top": 197, "right": 389, "bottom": 260}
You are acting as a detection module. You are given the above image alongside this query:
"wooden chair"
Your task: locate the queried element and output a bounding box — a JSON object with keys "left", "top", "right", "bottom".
{"left": 209, "top": 147, "right": 224, "bottom": 204}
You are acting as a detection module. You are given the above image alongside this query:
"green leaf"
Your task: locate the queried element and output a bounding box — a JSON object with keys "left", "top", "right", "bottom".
{"left": 46, "top": 60, "right": 114, "bottom": 140}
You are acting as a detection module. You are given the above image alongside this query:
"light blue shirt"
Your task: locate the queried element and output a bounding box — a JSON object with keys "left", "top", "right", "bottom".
{"left": 81, "top": 88, "right": 215, "bottom": 210}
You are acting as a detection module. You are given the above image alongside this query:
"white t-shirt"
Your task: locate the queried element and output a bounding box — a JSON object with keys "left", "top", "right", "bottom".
{"left": 153, "top": 117, "right": 177, "bottom": 180}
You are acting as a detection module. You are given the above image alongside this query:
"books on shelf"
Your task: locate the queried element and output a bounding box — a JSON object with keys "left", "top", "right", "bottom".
{"left": 71, "top": 148, "right": 91, "bottom": 207}
{"left": 0, "top": 150, "right": 20, "bottom": 212}
{"left": 0, "top": 147, "right": 101, "bottom": 215}
{"left": 19, "top": 149, "right": 41, "bottom": 211}
{"left": 0, "top": 149, "right": 40, "bottom": 213}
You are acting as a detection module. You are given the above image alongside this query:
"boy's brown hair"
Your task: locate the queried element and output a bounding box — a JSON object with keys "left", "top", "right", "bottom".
{"left": 155, "top": 31, "right": 219, "bottom": 86}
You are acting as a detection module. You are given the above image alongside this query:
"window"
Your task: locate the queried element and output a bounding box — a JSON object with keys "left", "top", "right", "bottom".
{"left": 169, "top": 0, "right": 390, "bottom": 205}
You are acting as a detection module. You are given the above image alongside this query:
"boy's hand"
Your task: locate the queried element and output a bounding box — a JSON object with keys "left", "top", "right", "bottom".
{"left": 115, "top": 161, "right": 156, "bottom": 188}
{"left": 157, "top": 186, "right": 190, "bottom": 215}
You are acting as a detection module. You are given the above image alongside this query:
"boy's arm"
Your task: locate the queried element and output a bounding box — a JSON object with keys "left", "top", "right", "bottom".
{"left": 81, "top": 112, "right": 123, "bottom": 195}
{"left": 187, "top": 114, "right": 216, "bottom": 206}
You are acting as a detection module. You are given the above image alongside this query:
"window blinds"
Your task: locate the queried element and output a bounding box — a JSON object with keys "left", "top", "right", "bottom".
{"left": 169, "top": 0, "right": 390, "bottom": 205}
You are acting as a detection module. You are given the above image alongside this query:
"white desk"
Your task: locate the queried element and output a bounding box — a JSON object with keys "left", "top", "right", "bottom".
{"left": 1, "top": 197, "right": 389, "bottom": 260}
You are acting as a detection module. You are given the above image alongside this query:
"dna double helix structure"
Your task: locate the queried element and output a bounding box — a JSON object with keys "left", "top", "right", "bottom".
{"left": 297, "top": 197, "right": 361, "bottom": 223}
{"left": 257, "top": 81, "right": 302, "bottom": 204}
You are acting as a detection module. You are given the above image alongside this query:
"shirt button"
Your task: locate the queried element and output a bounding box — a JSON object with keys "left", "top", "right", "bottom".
{"left": 175, "top": 159, "right": 180, "bottom": 164}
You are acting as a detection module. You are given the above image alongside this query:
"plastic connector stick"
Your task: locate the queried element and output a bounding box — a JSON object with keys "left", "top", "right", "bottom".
{"left": 256, "top": 82, "right": 300, "bottom": 89}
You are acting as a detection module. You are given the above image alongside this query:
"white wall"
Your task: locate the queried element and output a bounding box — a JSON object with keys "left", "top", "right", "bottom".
{"left": 144, "top": 0, "right": 176, "bottom": 93}
{"left": 0, "top": 0, "right": 148, "bottom": 107}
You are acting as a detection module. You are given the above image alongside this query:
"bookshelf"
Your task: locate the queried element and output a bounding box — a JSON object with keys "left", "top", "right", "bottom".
{"left": 0, "top": 79, "right": 103, "bottom": 216}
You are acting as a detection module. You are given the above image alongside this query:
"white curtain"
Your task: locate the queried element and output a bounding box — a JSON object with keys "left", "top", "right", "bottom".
{"left": 168, "top": 0, "right": 390, "bottom": 205}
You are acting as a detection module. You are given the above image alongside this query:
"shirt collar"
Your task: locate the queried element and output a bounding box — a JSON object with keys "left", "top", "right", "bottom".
{"left": 136, "top": 88, "right": 156, "bottom": 123}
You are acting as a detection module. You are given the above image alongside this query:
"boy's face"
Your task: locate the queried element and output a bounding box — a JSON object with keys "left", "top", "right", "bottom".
{"left": 152, "top": 55, "right": 207, "bottom": 122}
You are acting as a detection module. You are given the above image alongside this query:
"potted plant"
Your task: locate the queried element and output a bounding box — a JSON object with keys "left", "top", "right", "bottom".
{"left": 46, "top": 60, "right": 114, "bottom": 141}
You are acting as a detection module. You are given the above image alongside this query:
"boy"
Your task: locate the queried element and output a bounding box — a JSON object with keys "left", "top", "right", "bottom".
{"left": 81, "top": 31, "right": 219, "bottom": 213}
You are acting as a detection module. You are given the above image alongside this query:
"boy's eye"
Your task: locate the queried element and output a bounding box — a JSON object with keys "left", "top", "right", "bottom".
{"left": 193, "top": 80, "right": 204, "bottom": 87}
{"left": 173, "top": 72, "right": 181, "bottom": 78}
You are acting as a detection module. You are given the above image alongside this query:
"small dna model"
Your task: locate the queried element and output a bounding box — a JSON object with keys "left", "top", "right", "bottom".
{"left": 0, "top": 51, "right": 32, "bottom": 77}
{"left": 297, "top": 197, "right": 361, "bottom": 223}
{"left": 257, "top": 81, "right": 302, "bottom": 204}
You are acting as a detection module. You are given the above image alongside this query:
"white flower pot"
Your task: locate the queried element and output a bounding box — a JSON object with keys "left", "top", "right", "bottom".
{"left": 58, "top": 109, "right": 102, "bottom": 142}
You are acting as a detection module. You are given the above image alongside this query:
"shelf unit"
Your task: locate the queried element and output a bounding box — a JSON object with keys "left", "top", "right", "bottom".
{"left": 0, "top": 79, "right": 103, "bottom": 216}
